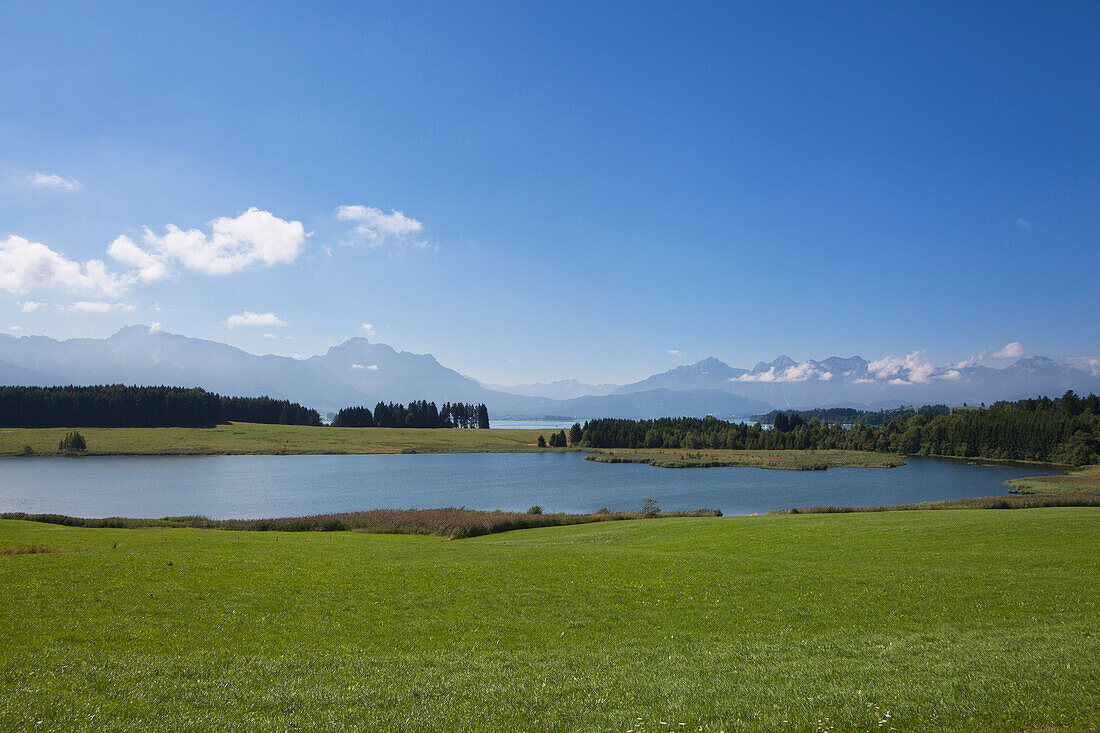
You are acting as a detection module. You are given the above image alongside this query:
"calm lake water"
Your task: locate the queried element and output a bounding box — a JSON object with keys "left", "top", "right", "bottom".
{"left": 0, "top": 453, "right": 1063, "bottom": 519}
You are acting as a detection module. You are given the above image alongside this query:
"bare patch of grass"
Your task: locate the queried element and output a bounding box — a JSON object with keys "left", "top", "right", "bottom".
{"left": 1, "top": 545, "right": 54, "bottom": 555}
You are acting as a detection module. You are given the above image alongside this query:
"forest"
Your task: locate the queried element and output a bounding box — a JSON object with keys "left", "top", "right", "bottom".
{"left": 580, "top": 391, "right": 1100, "bottom": 465}
{"left": 0, "top": 385, "right": 321, "bottom": 428}
{"left": 331, "top": 401, "right": 490, "bottom": 429}
{"left": 751, "top": 404, "right": 951, "bottom": 426}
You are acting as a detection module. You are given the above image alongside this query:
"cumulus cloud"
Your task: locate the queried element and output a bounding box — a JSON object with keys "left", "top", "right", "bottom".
{"left": 10, "top": 325, "right": 22, "bottom": 332}
{"left": 866, "top": 351, "right": 937, "bottom": 384}
{"left": 66, "top": 301, "right": 135, "bottom": 313}
{"left": 109, "top": 208, "right": 306, "bottom": 279}
{"left": 736, "top": 360, "right": 834, "bottom": 383}
{"left": 106, "top": 235, "right": 170, "bottom": 283}
{"left": 148, "top": 322, "right": 162, "bottom": 334}
{"left": 336, "top": 206, "right": 427, "bottom": 248}
{"left": 26, "top": 172, "right": 81, "bottom": 191}
{"left": 992, "top": 342, "right": 1026, "bottom": 359}
{"left": 351, "top": 363, "right": 379, "bottom": 371}
{"left": 667, "top": 349, "right": 682, "bottom": 357}
{"left": 361, "top": 322, "right": 376, "bottom": 336}
{"left": 225, "top": 311, "right": 286, "bottom": 328}
{"left": 19, "top": 301, "right": 41, "bottom": 312}
{"left": 0, "top": 236, "right": 127, "bottom": 297}
{"left": 262, "top": 333, "right": 278, "bottom": 339}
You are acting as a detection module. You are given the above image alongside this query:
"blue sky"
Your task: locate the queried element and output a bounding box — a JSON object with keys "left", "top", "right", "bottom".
{"left": 2, "top": 1, "right": 1098, "bottom": 385}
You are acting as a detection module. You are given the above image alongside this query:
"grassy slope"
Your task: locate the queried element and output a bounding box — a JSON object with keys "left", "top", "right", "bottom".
{"left": 586, "top": 448, "right": 902, "bottom": 469}
{"left": 2, "top": 511, "right": 1097, "bottom": 732}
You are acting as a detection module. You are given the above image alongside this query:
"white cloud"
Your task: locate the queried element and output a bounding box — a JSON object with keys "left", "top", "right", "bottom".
{"left": 26, "top": 172, "right": 81, "bottom": 191}
{"left": 10, "top": 325, "right": 22, "bottom": 332}
{"left": 0, "top": 236, "right": 128, "bottom": 297}
{"left": 336, "top": 205, "right": 427, "bottom": 248}
{"left": 351, "top": 363, "right": 379, "bottom": 371}
{"left": 992, "top": 342, "right": 1026, "bottom": 359}
{"left": 735, "top": 360, "right": 835, "bottom": 383}
{"left": 262, "top": 333, "right": 278, "bottom": 339}
{"left": 107, "top": 235, "right": 170, "bottom": 283}
{"left": 954, "top": 351, "right": 986, "bottom": 369}
{"left": 109, "top": 208, "right": 306, "bottom": 278}
{"left": 1066, "top": 356, "right": 1100, "bottom": 376}
{"left": 667, "top": 349, "right": 682, "bottom": 357}
{"left": 66, "top": 301, "right": 135, "bottom": 313}
{"left": 225, "top": 311, "right": 286, "bottom": 328}
{"left": 866, "top": 351, "right": 937, "bottom": 384}
{"left": 939, "top": 369, "right": 963, "bottom": 381}
{"left": 1015, "top": 218, "right": 1031, "bottom": 228}
{"left": 361, "top": 322, "right": 376, "bottom": 336}
{"left": 148, "top": 322, "right": 162, "bottom": 334}
{"left": 19, "top": 301, "right": 41, "bottom": 312}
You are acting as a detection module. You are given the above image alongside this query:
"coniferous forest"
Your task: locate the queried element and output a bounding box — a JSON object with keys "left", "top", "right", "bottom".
{"left": 580, "top": 392, "right": 1100, "bottom": 466}
{"left": 0, "top": 386, "right": 491, "bottom": 430}
{"left": 0, "top": 385, "right": 321, "bottom": 428}
{"left": 332, "top": 401, "right": 490, "bottom": 429}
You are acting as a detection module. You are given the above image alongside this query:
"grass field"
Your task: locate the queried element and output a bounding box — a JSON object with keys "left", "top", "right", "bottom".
{"left": 1, "top": 510, "right": 1097, "bottom": 732}
{"left": 1008, "top": 464, "right": 1100, "bottom": 496}
{"left": 0, "top": 424, "right": 906, "bottom": 471}
{"left": 0, "top": 423, "right": 557, "bottom": 456}
{"left": 585, "top": 448, "right": 903, "bottom": 470}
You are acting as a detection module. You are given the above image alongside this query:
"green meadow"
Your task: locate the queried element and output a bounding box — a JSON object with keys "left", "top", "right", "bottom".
{"left": 2, "top": 510, "right": 1097, "bottom": 732}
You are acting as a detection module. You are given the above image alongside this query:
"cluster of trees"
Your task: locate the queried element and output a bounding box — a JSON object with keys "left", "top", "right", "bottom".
{"left": 580, "top": 391, "right": 1100, "bottom": 465}
{"left": 536, "top": 424, "right": 584, "bottom": 448}
{"left": 753, "top": 404, "right": 951, "bottom": 427}
{"left": 331, "top": 401, "right": 490, "bottom": 429}
{"left": 0, "top": 386, "right": 321, "bottom": 428}
{"left": 545, "top": 429, "right": 569, "bottom": 447}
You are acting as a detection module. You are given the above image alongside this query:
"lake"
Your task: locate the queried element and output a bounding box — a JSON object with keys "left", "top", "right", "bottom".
{"left": 0, "top": 453, "right": 1063, "bottom": 519}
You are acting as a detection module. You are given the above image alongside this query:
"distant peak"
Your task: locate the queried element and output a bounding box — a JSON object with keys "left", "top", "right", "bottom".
{"left": 111, "top": 324, "right": 172, "bottom": 339}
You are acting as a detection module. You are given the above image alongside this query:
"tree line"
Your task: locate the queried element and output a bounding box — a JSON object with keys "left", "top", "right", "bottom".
{"left": 752, "top": 404, "right": 951, "bottom": 427}
{"left": 331, "top": 401, "right": 490, "bottom": 429}
{"left": 0, "top": 385, "right": 321, "bottom": 428}
{"left": 578, "top": 391, "right": 1100, "bottom": 465}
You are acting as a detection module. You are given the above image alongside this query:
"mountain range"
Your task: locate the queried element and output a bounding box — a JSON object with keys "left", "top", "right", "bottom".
{"left": 1, "top": 326, "right": 1097, "bottom": 420}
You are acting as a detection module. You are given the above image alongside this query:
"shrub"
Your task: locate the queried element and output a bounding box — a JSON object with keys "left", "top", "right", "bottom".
{"left": 537, "top": 435, "right": 546, "bottom": 448}
{"left": 58, "top": 431, "right": 86, "bottom": 452}
{"left": 527, "top": 505, "right": 543, "bottom": 515}
{"left": 595, "top": 507, "right": 610, "bottom": 515}
{"left": 20, "top": 445, "right": 33, "bottom": 456}
{"left": 641, "top": 498, "right": 660, "bottom": 518}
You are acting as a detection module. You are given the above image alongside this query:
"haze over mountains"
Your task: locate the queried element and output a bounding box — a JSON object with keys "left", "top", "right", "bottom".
{"left": 1, "top": 326, "right": 1097, "bottom": 420}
